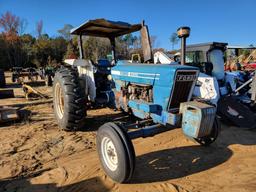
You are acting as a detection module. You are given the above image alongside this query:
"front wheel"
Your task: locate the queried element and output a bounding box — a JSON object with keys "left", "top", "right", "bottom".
{"left": 195, "top": 118, "right": 220, "bottom": 146}
{"left": 96, "top": 122, "right": 135, "bottom": 183}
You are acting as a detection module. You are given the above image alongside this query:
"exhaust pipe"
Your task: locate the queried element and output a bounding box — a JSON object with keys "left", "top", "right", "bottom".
{"left": 177, "top": 26, "right": 190, "bottom": 65}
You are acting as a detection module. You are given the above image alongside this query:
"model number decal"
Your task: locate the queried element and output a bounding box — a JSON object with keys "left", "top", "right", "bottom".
{"left": 176, "top": 74, "right": 197, "bottom": 81}
{"left": 111, "top": 70, "right": 160, "bottom": 80}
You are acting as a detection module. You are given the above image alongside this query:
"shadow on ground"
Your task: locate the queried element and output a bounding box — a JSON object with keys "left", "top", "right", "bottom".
{"left": 131, "top": 125, "right": 256, "bottom": 183}
{"left": 132, "top": 145, "right": 232, "bottom": 183}
{"left": 0, "top": 109, "right": 32, "bottom": 128}
{"left": 81, "top": 112, "right": 133, "bottom": 132}
{"left": 6, "top": 81, "right": 46, "bottom": 89}
{"left": 0, "top": 175, "right": 109, "bottom": 192}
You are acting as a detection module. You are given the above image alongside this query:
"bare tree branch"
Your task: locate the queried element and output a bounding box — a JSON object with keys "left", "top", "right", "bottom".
{"left": 36, "top": 20, "right": 43, "bottom": 38}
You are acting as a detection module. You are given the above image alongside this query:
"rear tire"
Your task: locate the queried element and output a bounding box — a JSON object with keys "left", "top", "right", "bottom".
{"left": 96, "top": 122, "right": 135, "bottom": 183}
{"left": 53, "top": 68, "right": 86, "bottom": 131}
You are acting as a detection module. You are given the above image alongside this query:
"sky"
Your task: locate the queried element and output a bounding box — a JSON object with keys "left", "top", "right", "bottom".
{"left": 0, "top": 0, "right": 255, "bottom": 49}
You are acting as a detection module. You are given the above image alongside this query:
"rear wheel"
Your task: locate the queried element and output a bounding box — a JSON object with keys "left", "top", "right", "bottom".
{"left": 53, "top": 68, "right": 86, "bottom": 131}
{"left": 195, "top": 118, "right": 220, "bottom": 146}
{"left": 97, "top": 122, "right": 135, "bottom": 183}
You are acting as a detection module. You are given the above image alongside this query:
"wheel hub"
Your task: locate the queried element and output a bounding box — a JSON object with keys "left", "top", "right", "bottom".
{"left": 101, "top": 137, "right": 118, "bottom": 171}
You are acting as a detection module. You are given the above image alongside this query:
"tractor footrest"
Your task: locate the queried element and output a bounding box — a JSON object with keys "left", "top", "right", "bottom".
{"left": 128, "top": 100, "right": 161, "bottom": 114}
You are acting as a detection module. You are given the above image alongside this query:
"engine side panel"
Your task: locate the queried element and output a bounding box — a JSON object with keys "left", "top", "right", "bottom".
{"left": 112, "top": 60, "right": 199, "bottom": 112}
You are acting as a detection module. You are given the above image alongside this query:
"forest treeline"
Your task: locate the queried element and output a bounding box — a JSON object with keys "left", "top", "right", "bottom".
{"left": 0, "top": 11, "right": 159, "bottom": 70}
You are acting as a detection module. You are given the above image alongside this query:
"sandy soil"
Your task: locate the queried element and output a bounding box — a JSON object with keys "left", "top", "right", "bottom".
{"left": 0, "top": 72, "right": 256, "bottom": 192}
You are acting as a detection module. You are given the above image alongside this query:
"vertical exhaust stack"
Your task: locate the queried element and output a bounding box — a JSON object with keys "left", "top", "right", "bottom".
{"left": 177, "top": 27, "right": 190, "bottom": 65}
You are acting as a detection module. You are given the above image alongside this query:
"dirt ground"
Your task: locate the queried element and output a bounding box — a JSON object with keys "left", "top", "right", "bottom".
{"left": 0, "top": 72, "right": 256, "bottom": 192}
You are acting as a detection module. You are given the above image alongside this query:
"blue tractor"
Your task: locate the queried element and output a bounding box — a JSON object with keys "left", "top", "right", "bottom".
{"left": 52, "top": 19, "right": 220, "bottom": 183}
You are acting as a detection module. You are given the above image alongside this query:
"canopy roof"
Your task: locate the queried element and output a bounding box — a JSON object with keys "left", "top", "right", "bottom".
{"left": 186, "top": 42, "right": 228, "bottom": 52}
{"left": 227, "top": 45, "right": 256, "bottom": 49}
{"left": 71, "top": 18, "right": 142, "bottom": 38}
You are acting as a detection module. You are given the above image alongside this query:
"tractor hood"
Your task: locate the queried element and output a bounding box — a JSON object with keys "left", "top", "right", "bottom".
{"left": 111, "top": 60, "right": 198, "bottom": 86}
{"left": 111, "top": 60, "right": 199, "bottom": 110}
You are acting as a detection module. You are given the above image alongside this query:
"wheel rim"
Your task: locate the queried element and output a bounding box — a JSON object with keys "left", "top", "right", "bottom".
{"left": 101, "top": 136, "right": 118, "bottom": 171}
{"left": 55, "top": 82, "right": 64, "bottom": 119}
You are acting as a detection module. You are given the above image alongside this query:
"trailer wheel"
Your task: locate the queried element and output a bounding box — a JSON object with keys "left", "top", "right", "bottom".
{"left": 0, "top": 69, "right": 6, "bottom": 88}
{"left": 11, "top": 75, "right": 15, "bottom": 82}
{"left": 97, "top": 122, "right": 135, "bottom": 183}
{"left": 196, "top": 118, "right": 220, "bottom": 146}
{"left": 45, "top": 75, "right": 53, "bottom": 86}
{"left": 53, "top": 68, "right": 86, "bottom": 131}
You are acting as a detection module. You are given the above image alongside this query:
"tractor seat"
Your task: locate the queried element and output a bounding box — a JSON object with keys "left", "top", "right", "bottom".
{"left": 97, "top": 59, "right": 112, "bottom": 67}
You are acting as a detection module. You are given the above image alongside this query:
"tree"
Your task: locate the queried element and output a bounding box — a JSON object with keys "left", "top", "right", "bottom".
{"left": 32, "top": 34, "right": 52, "bottom": 67}
{"left": 116, "top": 36, "right": 129, "bottom": 59}
{"left": 58, "top": 24, "right": 74, "bottom": 40}
{"left": 83, "top": 37, "right": 111, "bottom": 62}
{"left": 133, "top": 36, "right": 141, "bottom": 49}
{"left": 18, "top": 18, "right": 28, "bottom": 35}
{"left": 0, "top": 12, "right": 69, "bottom": 69}
{"left": 0, "top": 11, "right": 20, "bottom": 33}
{"left": 50, "top": 36, "right": 67, "bottom": 62}
{"left": 150, "top": 35, "right": 157, "bottom": 49}
{"left": 36, "top": 20, "right": 43, "bottom": 38}
{"left": 20, "top": 34, "right": 35, "bottom": 67}
{"left": 0, "top": 11, "right": 22, "bottom": 68}
{"left": 0, "top": 34, "right": 9, "bottom": 69}
{"left": 65, "top": 38, "right": 79, "bottom": 59}
{"left": 122, "top": 33, "right": 139, "bottom": 50}
{"left": 170, "top": 32, "right": 179, "bottom": 50}
{"left": 31, "top": 34, "right": 68, "bottom": 67}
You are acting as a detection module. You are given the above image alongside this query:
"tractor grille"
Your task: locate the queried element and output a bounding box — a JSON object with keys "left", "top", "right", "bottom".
{"left": 168, "top": 70, "right": 197, "bottom": 110}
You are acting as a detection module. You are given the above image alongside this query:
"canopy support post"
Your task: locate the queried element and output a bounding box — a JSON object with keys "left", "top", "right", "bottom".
{"left": 110, "top": 37, "right": 116, "bottom": 65}
{"left": 78, "top": 34, "right": 84, "bottom": 59}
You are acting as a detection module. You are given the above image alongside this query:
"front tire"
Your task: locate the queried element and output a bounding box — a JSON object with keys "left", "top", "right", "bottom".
{"left": 96, "top": 122, "right": 135, "bottom": 183}
{"left": 53, "top": 68, "right": 86, "bottom": 131}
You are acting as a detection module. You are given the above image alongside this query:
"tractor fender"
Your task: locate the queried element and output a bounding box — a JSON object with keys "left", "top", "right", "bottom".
{"left": 64, "top": 59, "right": 96, "bottom": 102}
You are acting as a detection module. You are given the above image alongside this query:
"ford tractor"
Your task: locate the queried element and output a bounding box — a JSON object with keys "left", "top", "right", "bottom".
{"left": 53, "top": 19, "right": 220, "bottom": 183}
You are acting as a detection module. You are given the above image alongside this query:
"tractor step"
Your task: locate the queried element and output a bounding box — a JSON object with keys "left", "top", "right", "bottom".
{"left": 128, "top": 100, "right": 161, "bottom": 113}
